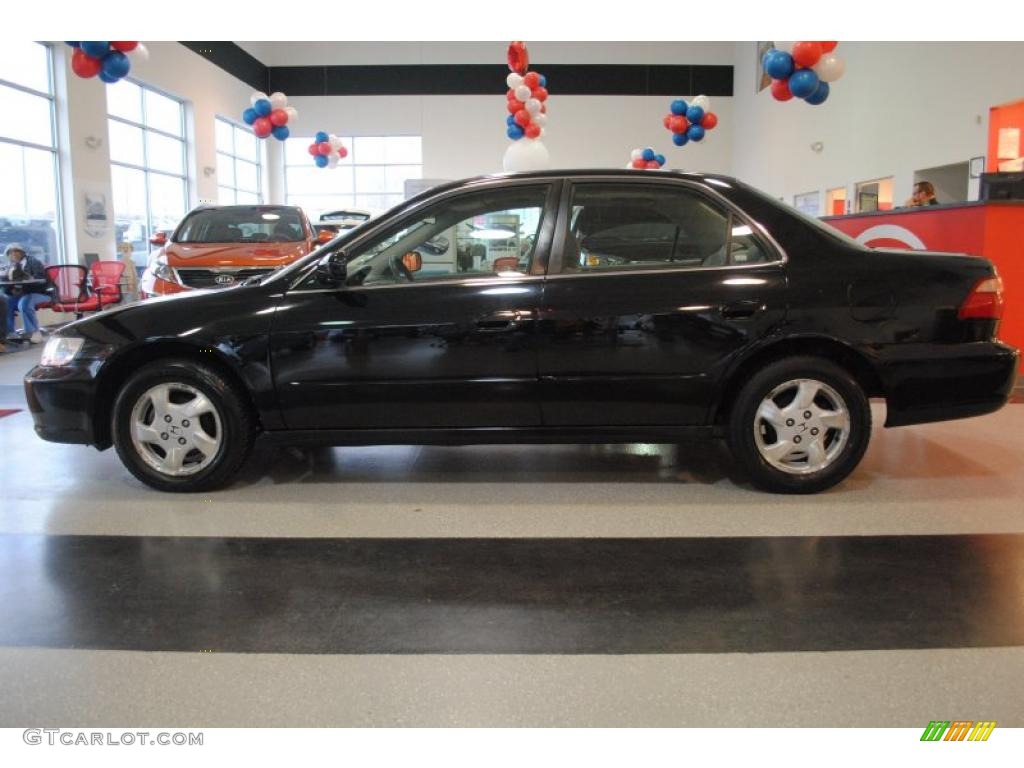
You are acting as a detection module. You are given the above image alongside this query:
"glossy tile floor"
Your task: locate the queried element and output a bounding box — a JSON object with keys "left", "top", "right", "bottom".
{"left": 0, "top": 344, "right": 1022, "bottom": 725}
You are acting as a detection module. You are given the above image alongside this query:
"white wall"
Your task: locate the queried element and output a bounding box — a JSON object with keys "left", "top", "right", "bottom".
{"left": 731, "top": 41, "right": 1024, "bottom": 210}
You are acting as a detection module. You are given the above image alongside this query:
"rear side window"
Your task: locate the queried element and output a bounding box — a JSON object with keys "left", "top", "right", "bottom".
{"left": 562, "top": 183, "right": 772, "bottom": 273}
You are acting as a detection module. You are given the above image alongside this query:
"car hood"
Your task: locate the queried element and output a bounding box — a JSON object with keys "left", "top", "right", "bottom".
{"left": 163, "top": 241, "right": 309, "bottom": 267}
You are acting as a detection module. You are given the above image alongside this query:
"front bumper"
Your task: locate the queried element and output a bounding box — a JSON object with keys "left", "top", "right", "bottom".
{"left": 877, "top": 341, "right": 1019, "bottom": 427}
{"left": 24, "top": 363, "right": 103, "bottom": 445}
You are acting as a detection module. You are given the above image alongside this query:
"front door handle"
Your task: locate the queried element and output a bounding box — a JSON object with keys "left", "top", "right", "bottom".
{"left": 475, "top": 311, "right": 528, "bottom": 332}
{"left": 720, "top": 299, "right": 763, "bottom": 319}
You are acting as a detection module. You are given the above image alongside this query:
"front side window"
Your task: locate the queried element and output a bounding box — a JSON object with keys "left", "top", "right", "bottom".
{"left": 0, "top": 41, "right": 62, "bottom": 265}
{"left": 563, "top": 183, "right": 771, "bottom": 273}
{"left": 316, "top": 185, "right": 551, "bottom": 288}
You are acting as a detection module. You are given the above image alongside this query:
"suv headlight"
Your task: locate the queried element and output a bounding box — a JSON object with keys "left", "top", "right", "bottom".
{"left": 152, "top": 255, "right": 179, "bottom": 283}
{"left": 41, "top": 336, "right": 85, "bottom": 367}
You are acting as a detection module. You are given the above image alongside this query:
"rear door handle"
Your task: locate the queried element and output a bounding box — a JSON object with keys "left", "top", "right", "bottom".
{"left": 721, "top": 300, "right": 763, "bottom": 319}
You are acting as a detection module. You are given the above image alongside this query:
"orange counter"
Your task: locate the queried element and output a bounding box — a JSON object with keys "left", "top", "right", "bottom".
{"left": 823, "top": 201, "right": 1024, "bottom": 357}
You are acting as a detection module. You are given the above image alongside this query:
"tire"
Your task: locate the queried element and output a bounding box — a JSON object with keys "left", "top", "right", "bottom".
{"left": 112, "top": 359, "right": 256, "bottom": 492}
{"left": 726, "top": 356, "right": 871, "bottom": 494}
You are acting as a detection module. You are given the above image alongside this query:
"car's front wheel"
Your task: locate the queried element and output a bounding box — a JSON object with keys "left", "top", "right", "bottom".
{"left": 726, "top": 356, "right": 871, "bottom": 493}
{"left": 112, "top": 359, "right": 255, "bottom": 492}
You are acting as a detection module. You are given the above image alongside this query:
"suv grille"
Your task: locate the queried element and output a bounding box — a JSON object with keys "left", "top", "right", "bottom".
{"left": 176, "top": 268, "right": 275, "bottom": 289}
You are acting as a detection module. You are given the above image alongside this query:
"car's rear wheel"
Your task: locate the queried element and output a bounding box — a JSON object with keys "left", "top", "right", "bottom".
{"left": 112, "top": 359, "right": 255, "bottom": 492}
{"left": 726, "top": 356, "right": 871, "bottom": 493}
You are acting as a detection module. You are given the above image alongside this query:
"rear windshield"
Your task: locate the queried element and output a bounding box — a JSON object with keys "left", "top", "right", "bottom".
{"left": 175, "top": 207, "right": 306, "bottom": 244}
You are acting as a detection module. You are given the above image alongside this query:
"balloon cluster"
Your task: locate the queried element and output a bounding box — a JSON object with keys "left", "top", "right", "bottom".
{"left": 627, "top": 148, "right": 666, "bottom": 170}
{"left": 242, "top": 91, "right": 297, "bottom": 141}
{"left": 66, "top": 42, "right": 149, "bottom": 84}
{"left": 662, "top": 95, "right": 718, "bottom": 147}
{"left": 762, "top": 42, "right": 845, "bottom": 105}
{"left": 307, "top": 132, "right": 349, "bottom": 169}
{"left": 502, "top": 42, "right": 551, "bottom": 173}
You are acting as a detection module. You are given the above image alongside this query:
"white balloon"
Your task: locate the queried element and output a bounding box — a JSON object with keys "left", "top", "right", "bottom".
{"left": 132, "top": 43, "right": 149, "bottom": 62}
{"left": 329, "top": 135, "right": 343, "bottom": 148}
{"left": 775, "top": 41, "right": 796, "bottom": 54}
{"left": 630, "top": 148, "right": 643, "bottom": 160}
{"left": 534, "top": 113, "right": 548, "bottom": 127}
{"left": 525, "top": 98, "right": 541, "bottom": 115}
{"left": 250, "top": 91, "right": 268, "bottom": 106}
{"left": 814, "top": 54, "right": 846, "bottom": 82}
{"left": 506, "top": 73, "right": 523, "bottom": 89}
{"left": 327, "top": 154, "right": 339, "bottom": 168}
{"left": 269, "top": 92, "right": 288, "bottom": 109}
{"left": 514, "top": 85, "right": 532, "bottom": 102}
{"left": 691, "top": 94, "right": 710, "bottom": 111}
{"left": 284, "top": 106, "right": 298, "bottom": 122}
{"left": 502, "top": 138, "right": 550, "bottom": 172}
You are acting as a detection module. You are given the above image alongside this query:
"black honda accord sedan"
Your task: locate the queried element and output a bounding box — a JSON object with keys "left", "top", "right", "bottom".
{"left": 25, "top": 170, "right": 1018, "bottom": 493}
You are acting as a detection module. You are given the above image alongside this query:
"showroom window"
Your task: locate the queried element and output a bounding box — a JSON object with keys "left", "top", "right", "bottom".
{"left": 793, "top": 191, "right": 821, "bottom": 216}
{"left": 562, "top": 184, "right": 772, "bottom": 273}
{"left": 284, "top": 135, "right": 422, "bottom": 219}
{"left": 215, "top": 117, "right": 263, "bottom": 205}
{"left": 107, "top": 80, "right": 188, "bottom": 268}
{"left": 0, "top": 41, "right": 63, "bottom": 265}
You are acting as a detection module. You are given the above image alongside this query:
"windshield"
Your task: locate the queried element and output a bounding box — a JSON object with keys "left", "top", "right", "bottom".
{"left": 174, "top": 207, "right": 306, "bottom": 244}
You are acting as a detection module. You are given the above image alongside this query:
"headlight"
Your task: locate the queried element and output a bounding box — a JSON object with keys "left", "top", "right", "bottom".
{"left": 152, "top": 255, "right": 179, "bottom": 283}
{"left": 40, "top": 336, "right": 85, "bottom": 367}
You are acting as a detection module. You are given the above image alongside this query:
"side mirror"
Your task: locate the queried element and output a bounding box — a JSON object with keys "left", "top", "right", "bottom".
{"left": 316, "top": 228, "right": 335, "bottom": 244}
{"left": 149, "top": 231, "right": 167, "bottom": 247}
{"left": 401, "top": 251, "right": 423, "bottom": 273}
{"left": 315, "top": 252, "right": 347, "bottom": 287}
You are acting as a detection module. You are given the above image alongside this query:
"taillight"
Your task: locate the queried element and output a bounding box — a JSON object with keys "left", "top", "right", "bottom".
{"left": 958, "top": 276, "right": 1004, "bottom": 320}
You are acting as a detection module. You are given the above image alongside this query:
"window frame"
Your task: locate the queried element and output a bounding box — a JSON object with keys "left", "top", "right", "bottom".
{"left": 107, "top": 78, "right": 188, "bottom": 263}
{"left": 0, "top": 41, "right": 64, "bottom": 264}
{"left": 548, "top": 178, "right": 783, "bottom": 277}
{"left": 215, "top": 115, "right": 263, "bottom": 204}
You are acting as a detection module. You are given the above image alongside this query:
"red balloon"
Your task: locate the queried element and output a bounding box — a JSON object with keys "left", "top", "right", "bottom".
{"left": 701, "top": 112, "right": 718, "bottom": 129}
{"left": 269, "top": 108, "right": 289, "bottom": 127}
{"left": 111, "top": 41, "right": 138, "bottom": 52}
{"left": 792, "top": 41, "right": 823, "bottom": 68}
{"left": 631, "top": 158, "right": 646, "bottom": 169}
{"left": 523, "top": 71, "right": 541, "bottom": 90}
{"left": 253, "top": 117, "right": 272, "bottom": 138}
{"left": 514, "top": 109, "right": 531, "bottom": 128}
{"left": 524, "top": 123, "right": 541, "bottom": 139}
{"left": 662, "top": 114, "right": 672, "bottom": 130}
{"left": 532, "top": 87, "right": 548, "bottom": 102}
{"left": 540, "top": 104, "right": 546, "bottom": 114}
{"left": 507, "top": 41, "right": 529, "bottom": 75}
{"left": 507, "top": 99, "right": 524, "bottom": 114}
{"left": 71, "top": 49, "right": 102, "bottom": 78}
{"left": 507, "top": 88, "right": 517, "bottom": 101}
{"left": 821, "top": 41, "right": 838, "bottom": 53}
{"left": 317, "top": 141, "right": 332, "bottom": 155}
{"left": 646, "top": 160, "right": 661, "bottom": 169}
{"left": 770, "top": 78, "right": 794, "bottom": 101}
{"left": 338, "top": 146, "right": 348, "bottom": 159}
{"left": 307, "top": 143, "right": 319, "bottom": 156}
{"left": 669, "top": 115, "right": 689, "bottom": 134}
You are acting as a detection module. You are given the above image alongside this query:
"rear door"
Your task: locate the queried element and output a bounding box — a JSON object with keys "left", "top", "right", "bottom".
{"left": 537, "top": 178, "right": 788, "bottom": 426}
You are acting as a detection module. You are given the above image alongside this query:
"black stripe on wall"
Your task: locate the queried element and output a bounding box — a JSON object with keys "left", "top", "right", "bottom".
{"left": 178, "top": 44, "right": 733, "bottom": 98}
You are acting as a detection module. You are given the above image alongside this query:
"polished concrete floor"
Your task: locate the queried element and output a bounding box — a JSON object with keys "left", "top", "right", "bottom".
{"left": 0, "top": 343, "right": 1022, "bottom": 725}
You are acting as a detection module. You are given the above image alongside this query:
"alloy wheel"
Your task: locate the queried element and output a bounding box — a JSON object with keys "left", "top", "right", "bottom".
{"left": 129, "top": 382, "right": 223, "bottom": 477}
{"left": 752, "top": 378, "right": 851, "bottom": 475}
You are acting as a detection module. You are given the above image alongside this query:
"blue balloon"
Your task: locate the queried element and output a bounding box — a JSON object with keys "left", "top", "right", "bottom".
{"left": 81, "top": 41, "right": 110, "bottom": 58}
{"left": 506, "top": 114, "right": 516, "bottom": 126}
{"left": 314, "top": 154, "right": 329, "bottom": 168}
{"left": 762, "top": 47, "right": 777, "bottom": 66}
{"left": 670, "top": 99, "right": 688, "bottom": 116}
{"left": 242, "top": 107, "right": 257, "bottom": 125}
{"left": 254, "top": 98, "right": 273, "bottom": 117}
{"left": 763, "top": 50, "right": 795, "bottom": 80}
{"left": 507, "top": 124, "right": 525, "bottom": 140}
{"left": 272, "top": 125, "right": 290, "bottom": 140}
{"left": 672, "top": 132, "right": 689, "bottom": 147}
{"left": 538, "top": 74, "right": 547, "bottom": 88}
{"left": 66, "top": 41, "right": 80, "bottom": 48}
{"left": 788, "top": 68, "right": 820, "bottom": 99}
{"left": 98, "top": 71, "right": 120, "bottom": 84}
{"left": 655, "top": 154, "right": 666, "bottom": 166}
{"left": 641, "top": 148, "right": 655, "bottom": 161}
{"left": 685, "top": 105, "right": 704, "bottom": 124}
{"left": 687, "top": 124, "right": 706, "bottom": 142}
{"left": 314, "top": 130, "right": 329, "bottom": 143}
{"left": 101, "top": 51, "right": 131, "bottom": 81}
{"left": 804, "top": 80, "right": 830, "bottom": 106}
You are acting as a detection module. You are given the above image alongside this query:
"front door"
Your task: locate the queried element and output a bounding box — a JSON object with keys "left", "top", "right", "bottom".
{"left": 537, "top": 180, "right": 788, "bottom": 426}
{"left": 271, "top": 182, "right": 557, "bottom": 430}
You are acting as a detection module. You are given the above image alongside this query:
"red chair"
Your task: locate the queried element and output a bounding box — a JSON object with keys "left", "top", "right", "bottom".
{"left": 46, "top": 265, "right": 96, "bottom": 319}
{"left": 89, "top": 260, "right": 126, "bottom": 307}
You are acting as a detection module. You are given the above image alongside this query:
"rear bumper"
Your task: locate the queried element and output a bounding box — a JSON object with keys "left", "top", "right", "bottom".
{"left": 24, "top": 363, "right": 102, "bottom": 445}
{"left": 877, "top": 341, "right": 1019, "bottom": 427}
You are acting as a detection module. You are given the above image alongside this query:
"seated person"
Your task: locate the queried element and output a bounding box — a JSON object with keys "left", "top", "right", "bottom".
{"left": 903, "top": 181, "right": 939, "bottom": 207}
{"left": 4, "top": 243, "right": 50, "bottom": 344}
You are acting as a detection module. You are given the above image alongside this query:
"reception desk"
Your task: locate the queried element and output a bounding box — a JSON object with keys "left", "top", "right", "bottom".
{"left": 823, "top": 201, "right": 1024, "bottom": 358}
